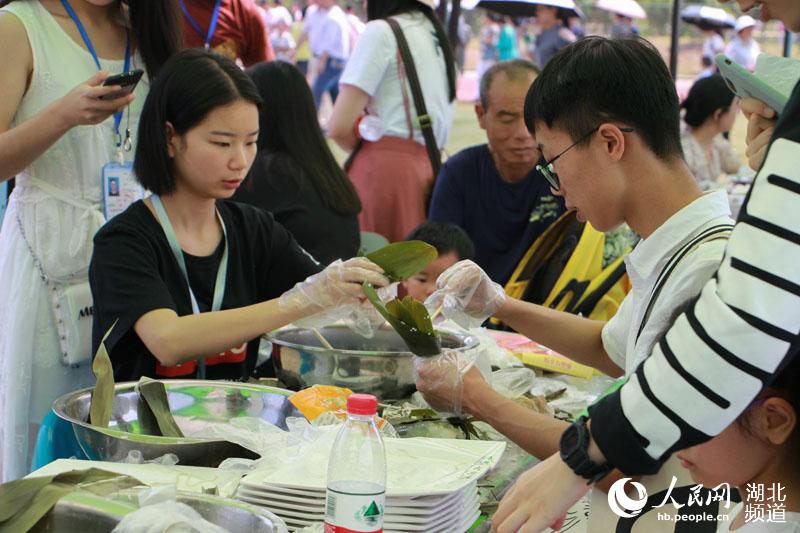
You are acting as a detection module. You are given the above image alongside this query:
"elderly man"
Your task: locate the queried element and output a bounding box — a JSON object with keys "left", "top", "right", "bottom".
{"left": 428, "top": 60, "right": 565, "bottom": 285}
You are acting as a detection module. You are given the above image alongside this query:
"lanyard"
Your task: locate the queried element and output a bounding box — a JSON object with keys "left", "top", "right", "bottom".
{"left": 179, "top": 0, "right": 223, "bottom": 49}
{"left": 60, "top": 0, "right": 131, "bottom": 147}
{"left": 151, "top": 196, "right": 229, "bottom": 379}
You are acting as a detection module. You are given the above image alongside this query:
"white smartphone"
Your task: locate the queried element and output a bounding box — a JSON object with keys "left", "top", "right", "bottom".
{"left": 715, "top": 54, "right": 788, "bottom": 115}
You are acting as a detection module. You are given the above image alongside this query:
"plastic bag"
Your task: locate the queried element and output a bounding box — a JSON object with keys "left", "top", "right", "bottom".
{"left": 289, "top": 385, "right": 353, "bottom": 421}
{"left": 112, "top": 500, "right": 228, "bottom": 533}
{"left": 490, "top": 367, "right": 537, "bottom": 399}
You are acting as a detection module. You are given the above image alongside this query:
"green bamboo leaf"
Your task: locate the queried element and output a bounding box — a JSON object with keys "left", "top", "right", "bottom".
{"left": 362, "top": 283, "right": 441, "bottom": 357}
{"left": 90, "top": 322, "right": 118, "bottom": 428}
{"left": 366, "top": 241, "right": 437, "bottom": 282}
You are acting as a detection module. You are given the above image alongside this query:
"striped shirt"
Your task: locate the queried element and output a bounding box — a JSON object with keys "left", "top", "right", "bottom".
{"left": 588, "top": 81, "right": 800, "bottom": 475}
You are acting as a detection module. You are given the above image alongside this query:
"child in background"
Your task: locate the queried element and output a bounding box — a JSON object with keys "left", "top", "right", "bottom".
{"left": 676, "top": 357, "right": 800, "bottom": 532}
{"left": 402, "top": 222, "right": 474, "bottom": 302}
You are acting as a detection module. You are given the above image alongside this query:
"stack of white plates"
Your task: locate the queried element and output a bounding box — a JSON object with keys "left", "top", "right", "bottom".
{"left": 236, "top": 437, "right": 505, "bottom": 532}
{"left": 237, "top": 480, "right": 480, "bottom": 532}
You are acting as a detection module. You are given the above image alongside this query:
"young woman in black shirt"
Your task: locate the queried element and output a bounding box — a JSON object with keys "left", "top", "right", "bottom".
{"left": 233, "top": 61, "right": 361, "bottom": 264}
{"left": 89, "top": 49, "right": 388, "bottom": 382}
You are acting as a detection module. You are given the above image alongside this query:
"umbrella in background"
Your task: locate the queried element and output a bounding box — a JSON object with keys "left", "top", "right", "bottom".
{"left": 595, "top": 0, "right": 647, "bottom": 20}
{"left": 476, "top": 0, "right": 584, "bottom": 19}
{"left": 680, "top": 4, "right": 737, "bottom": 31}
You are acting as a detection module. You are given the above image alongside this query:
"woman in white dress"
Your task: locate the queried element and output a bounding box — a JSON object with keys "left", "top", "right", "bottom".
{"left": 0, "top": 0, "right": 181, "bottom": 481}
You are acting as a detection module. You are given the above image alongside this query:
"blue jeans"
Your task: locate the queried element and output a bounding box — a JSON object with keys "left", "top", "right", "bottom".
{"left": 312, "top": 57, "right": 345, "bottom": 109}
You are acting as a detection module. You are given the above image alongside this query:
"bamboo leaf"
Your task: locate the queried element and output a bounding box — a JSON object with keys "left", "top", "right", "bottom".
{"left": 136, "top": 377, "right": 185, "bottom": 438}
{"left": 363, "top": 283, "right": 441, "bottom": 357}
{"left": 366, "top": 241, "right": 437, "bottom": 282}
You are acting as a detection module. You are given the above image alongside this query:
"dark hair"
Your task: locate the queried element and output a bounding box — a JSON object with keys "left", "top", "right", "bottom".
{"left": 246, "top": 61, "right": 361, "bottom": 216}
{"left": 681, "top": 74, "right": 735, "bottom": 128}
{"left": 134, "top": 49, "right": 262, "bottom": 195}
{"left": 0, "top": 0, "right": 183, "bottom": 79}
{"left": 524, "top": 36, "right": 684, "bottom": 162}
{"left": 479, "top": 59, "right": 539, "bottom": 109}
{"left": 405, "top": 221, "right": 475, "bottom": 261}
{"left": 366, "top": 0, "right": 457, "bottom": 102}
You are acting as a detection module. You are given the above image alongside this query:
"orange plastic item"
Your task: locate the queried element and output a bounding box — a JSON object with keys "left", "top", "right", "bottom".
{"left": 289, "top": 385, "right": 353, "bottom": 421}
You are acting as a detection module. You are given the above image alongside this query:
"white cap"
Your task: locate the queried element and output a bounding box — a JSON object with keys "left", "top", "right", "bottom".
{"left": 735, "top": 15, "right": 756, "bottom": 32}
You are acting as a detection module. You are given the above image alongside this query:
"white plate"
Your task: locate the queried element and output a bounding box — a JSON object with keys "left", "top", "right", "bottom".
{"left": 240, "top": 437, "right": 505, "bottom": 497}
{"left": 237, "top": 486, "right": 476, "bottom": 518}
{"left": 279, "top": 512, "right": 479, "bottom": 533}
{"left": 240, "top": 494, "right": 479, "bottom": 531}
{"left": 237, "top": 489, "right": 479, "bottom": 525}
{"left": 238, "top": 481, "right": 475, "bottom": 510}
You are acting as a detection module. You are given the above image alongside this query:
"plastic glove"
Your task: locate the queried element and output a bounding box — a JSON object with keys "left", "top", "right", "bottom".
{"left": 424, "top": 260, "right": 506, "bottom": 330}
{"left": 279, "top": 258, "right": 389, "bottom": 330}
{"left": 414, "top": 349, "right": 480, "bottom": 417}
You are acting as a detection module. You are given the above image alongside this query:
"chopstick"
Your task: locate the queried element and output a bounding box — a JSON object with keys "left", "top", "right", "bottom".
{"left": 311, "top": 327, "right": 334, "bottom": 350}
{"left": 431, "top": 304, "right": 443, "bottom": 321}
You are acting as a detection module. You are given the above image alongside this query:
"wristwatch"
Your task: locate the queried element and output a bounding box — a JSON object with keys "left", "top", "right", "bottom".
{"left": 560, "top": 416, "right": 613, "bottom": 484}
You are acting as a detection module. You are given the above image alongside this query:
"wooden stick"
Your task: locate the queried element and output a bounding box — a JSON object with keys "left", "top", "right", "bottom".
{"left": 311, "top": 327, "right": 334, "bottom": 350}
{"left": 431, "top": 304, "right": 443, "bottom": 321}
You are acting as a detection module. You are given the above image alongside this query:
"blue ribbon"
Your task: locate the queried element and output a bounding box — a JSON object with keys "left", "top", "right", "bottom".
{"left": 179, "top": 0, "right": 224, "bottom": 49}
{"left": 60, "top": 0, "right": 131, "bottom": 142}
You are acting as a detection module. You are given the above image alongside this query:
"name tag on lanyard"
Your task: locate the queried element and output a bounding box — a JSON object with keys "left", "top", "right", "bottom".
{"left": 59, "top": 0, "right": 143, "bottom": 220}
{"left": 102, "top": 161, "right": 144, "bottom": 220}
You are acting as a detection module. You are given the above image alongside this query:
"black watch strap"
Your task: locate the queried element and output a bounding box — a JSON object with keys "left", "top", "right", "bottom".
{"left": 560, "top": 416, "right": 613, "bottom": 484}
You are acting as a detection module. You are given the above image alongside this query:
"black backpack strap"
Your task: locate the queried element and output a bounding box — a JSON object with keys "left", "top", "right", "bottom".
{"left": 634, "top": 224, "right": 734, "bottom": 344}
{"left": 385, "top": 18, "right": 442, "bottom": 178}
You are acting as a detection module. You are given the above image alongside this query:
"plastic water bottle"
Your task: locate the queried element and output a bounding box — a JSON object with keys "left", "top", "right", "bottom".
{"left": 325, "top": 394, "right": 386, "bottom": 533}
{"left": 358, "top": 115, "right": 385, "bottom": 142}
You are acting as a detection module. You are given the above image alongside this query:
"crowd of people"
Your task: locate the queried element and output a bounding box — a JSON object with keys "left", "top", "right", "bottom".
{"left": 0, "top": 0, "right": 798, "bottom": 532}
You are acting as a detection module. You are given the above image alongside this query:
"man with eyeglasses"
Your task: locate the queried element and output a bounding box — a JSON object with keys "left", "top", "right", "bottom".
{"left": 416, "top": 36, "right": 735, "bottom": 530}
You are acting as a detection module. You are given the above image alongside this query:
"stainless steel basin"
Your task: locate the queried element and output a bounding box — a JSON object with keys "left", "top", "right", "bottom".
{"left": 52, "top": 380, "right": 303, "bottom": 467}
{"left": 269, "top": 325, "right": 479, "bottom": 400}
{"left": 31, "top": 490, "right": 288, "bottom": 532}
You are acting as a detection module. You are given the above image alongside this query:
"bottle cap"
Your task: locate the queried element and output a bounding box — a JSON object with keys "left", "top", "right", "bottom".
{"left": 347, "top": 393, "right": 378, "bottom": 416}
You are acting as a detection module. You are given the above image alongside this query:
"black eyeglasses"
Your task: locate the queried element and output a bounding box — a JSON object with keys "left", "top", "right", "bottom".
{"left": 536, "top": 126, "right": 635, "bottom": 191}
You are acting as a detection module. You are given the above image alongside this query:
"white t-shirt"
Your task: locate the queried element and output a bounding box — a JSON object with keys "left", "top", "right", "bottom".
{"left": 339, "top": 12, "right": 454, "bottom": 148}
{"left": 312, "top": 5, "right": 350, "bottom": 60}
{"left": 602, "top": 190, "right": 734, "bottom": 376}
{"left": 726, "top": 36, "right": 761, "bottom": 71}
{"left": 718, "top": 502, "right": 800, "bottom": 532}
{"left": 590, "top": 190, "right": 734, "bottom": 532}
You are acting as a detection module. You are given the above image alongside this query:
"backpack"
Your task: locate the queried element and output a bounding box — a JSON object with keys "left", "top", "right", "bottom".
{"left": 494, "top": 211, "right": 632, "bottom": 327}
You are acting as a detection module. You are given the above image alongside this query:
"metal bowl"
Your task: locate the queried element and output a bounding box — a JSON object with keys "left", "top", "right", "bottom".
{"left": 269, "top": 325, "right": 479, "bottom": 400}
{"left": 52, "top": 380, "right": 303, "bottom": 467}
{"left": 32, "top": 490, "right": 288, "bottom": 532}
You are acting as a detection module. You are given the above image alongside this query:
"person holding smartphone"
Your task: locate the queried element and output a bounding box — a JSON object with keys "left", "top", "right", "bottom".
{"left": 0, "top": 0, "right": 181, "bottom": 482}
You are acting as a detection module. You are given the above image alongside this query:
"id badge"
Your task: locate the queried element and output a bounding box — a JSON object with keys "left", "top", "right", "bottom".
{"left": 102, "top": 161, "right": 143, "bottom": 220}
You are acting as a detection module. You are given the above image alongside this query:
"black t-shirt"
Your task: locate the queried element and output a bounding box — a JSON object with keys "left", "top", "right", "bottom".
{"left": 89, "top": 200, "right": 321, "bottom": 382}
{"left": 233, "top": 152, "right": 360, "bottom": 265}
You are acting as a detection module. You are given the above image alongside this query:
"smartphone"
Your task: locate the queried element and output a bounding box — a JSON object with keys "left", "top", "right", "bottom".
{"left": 99, "top": 68, "right": 144, "bottom": 101}
{"left": 715, "top": 54, "right": 788, "bottom": 115}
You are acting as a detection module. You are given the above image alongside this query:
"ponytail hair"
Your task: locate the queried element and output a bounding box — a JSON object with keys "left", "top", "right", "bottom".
{"left": 681, "top": 74, "right": 735, "bottom": 128}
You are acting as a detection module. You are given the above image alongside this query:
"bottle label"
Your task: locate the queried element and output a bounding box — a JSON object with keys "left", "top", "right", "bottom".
{"left": 324, "top": 487, "right": 385, "bottom": 533}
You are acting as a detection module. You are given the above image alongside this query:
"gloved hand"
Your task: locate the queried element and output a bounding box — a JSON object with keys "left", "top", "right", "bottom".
{"left": 414, "top": 349, "right": 485, "bottom": 417}
{"left": 424, "top": 260, "right": 506, "bottom": 330}
{"left": 279, "top": 258, "right": 390, "bottom": 331}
